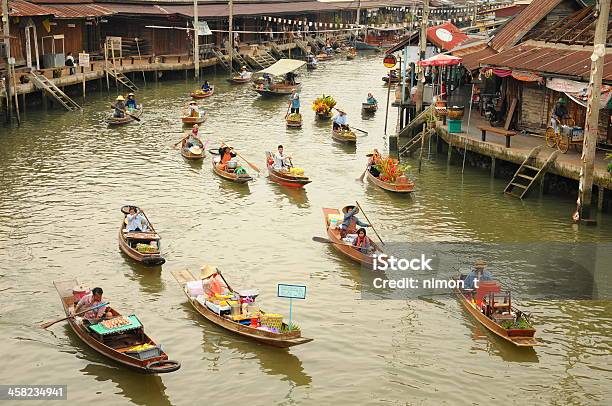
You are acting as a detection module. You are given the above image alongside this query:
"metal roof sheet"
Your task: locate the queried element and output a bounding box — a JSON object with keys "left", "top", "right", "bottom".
{"left": 479, "top": 42, "right": 612, "bottom": 82}
{"left": 7, "top": 0, "right": 54, "bottom": 16}
{"left": 457, "top": 45, "right": 497, "bottom": 71}
{"left": 45, "top": 4, "right": 114, "bottom": 18}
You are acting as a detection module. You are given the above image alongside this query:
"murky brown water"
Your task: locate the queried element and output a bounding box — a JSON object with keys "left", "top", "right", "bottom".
{"left": 1, "top": 55, "right": 611, "bottom": 405}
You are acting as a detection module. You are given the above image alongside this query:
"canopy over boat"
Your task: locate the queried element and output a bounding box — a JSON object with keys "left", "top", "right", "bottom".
{"left": 254, "top": 59, "right": 306, "bottom": 77}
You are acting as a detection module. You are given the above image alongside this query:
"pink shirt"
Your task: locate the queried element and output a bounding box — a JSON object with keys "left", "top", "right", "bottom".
{"left": 76, "top": 293, "right": 107, "bottom": 321}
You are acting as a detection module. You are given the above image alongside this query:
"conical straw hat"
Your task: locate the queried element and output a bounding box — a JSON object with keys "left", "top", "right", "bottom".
{"left": 200, "top": 264, "right": 217, "bottom": 279}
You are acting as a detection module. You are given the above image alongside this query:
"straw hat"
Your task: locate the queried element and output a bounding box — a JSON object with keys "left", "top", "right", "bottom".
{"left": 128, "top": 93, "right": 135, "bottom": 97}
{"left": 189, "top": 101, "right": 197, "bottom": 105}
{"left": 116, "top": 95, "right": 125, "bottom": 101}
{"left": 342, "top": 205, "right": 358, "bottom": 214}
{"left": 200, "top": 264, "right": 218, "bottom": 279}
{"left": 366, "top": 149, "right": 378, "bottom": 156}
{"left": 474, "top": 260, "right": 487, "bottom": 269}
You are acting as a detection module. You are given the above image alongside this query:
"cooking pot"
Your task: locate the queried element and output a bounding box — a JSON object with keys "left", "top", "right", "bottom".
{"left": 226, "top": 160, "right": 238, "bottom": 169}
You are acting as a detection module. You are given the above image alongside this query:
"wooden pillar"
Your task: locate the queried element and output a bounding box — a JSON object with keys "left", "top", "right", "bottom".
{"left": 539, "top": 174, "right": 546, "bottom": 196}
{"left": 447, "top": 142, "right": 452, "bottom": 165}
{"left": 597, "top": 187, "right": 604, "bottom": 211}
{"left": 490, "top": 156, "right": 496, "bottom": 178}
{"left": 20, "top": 93, "right": 26, "bottom": 113}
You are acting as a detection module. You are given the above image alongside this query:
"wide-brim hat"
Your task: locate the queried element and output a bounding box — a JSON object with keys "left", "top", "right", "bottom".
{"left": 116, "top": 95, "right": 125, "bottom": 101}
{"left": 200, "top": 264, "right": 218, "bottom": 279}
{"left": 342, "top": 205, "right": 358, "bottom": 214}
{"left": 337, "top": 109, "right": 346, "bottom": 114}
{"left": 128, "top": 93, "right": 135, "bottom": 96}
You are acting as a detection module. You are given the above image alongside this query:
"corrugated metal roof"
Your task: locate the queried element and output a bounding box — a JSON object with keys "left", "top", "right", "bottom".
{"left": 7, "top": 0, "right": 54, "bottom": 16}
{"left": 459, "top": 45, "right": 497, "bottom": 71}
{"left": 479, "top": 42, "right": 612, "bottom": 82}
{"left": 490, "top": 0, "right": 564, "bottom": 52}
{"left": 46, "top": 4, "right": 114, "bottom": 18}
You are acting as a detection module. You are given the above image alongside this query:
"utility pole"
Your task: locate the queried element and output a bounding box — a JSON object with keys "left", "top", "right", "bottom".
{"left": 416, "top": 0, "right": 429, "bottom": 114}
{"left": 2, "top": 0, "right": 13, "bottom": 123}
{"left": 193, "top": 0, "right": 199, "bottom": 79}
{"left": 576, "top": 0, "right": 610, "bottom": 222}
{"left": 228, "top": 0, "right": 233, "bottom": 77}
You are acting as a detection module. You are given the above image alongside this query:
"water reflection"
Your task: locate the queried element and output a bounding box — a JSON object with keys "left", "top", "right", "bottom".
{"left": 268, "top": 181, "right": 310, "bottom": 207}
{"left": 81, "top": 363, "right": 171, "bottom": 406}
{"left": 123, "top": 263, "right": 164, "bottom": 295}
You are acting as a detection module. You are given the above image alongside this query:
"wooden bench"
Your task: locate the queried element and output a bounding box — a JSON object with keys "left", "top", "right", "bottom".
{"left": 478, "top": 125, "right": 517, "bottom": 148}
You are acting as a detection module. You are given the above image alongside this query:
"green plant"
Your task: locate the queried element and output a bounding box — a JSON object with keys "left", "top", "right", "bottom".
{"left": 280, "top": 322, "right": 300, "bottom": 333}
{"left": 606, "top": 153, "right": 612, "bottom": 173}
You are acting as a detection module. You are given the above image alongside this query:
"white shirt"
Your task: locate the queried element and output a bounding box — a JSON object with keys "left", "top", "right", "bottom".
{"left": 273, "top": 151, "right": 291, "bottom": 169}
{"left": 239, "top": 71, "right": 251, "bottom": 79}
{"left": 126, "top": 213, "right": 148, "bottom": 232}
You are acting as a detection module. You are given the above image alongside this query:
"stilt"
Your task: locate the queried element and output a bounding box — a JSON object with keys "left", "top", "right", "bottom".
{"left": 447, "top": 142, "right": 452, "bottom": 165}
{"left": 490, "top": 157, "right": 496, "bottom": 178}
{"left": 597, "top": 187, "right": 604, "bottom": 211}
{"left": 155, "top": 70, "right": 158, "bottom": 83}
{"left": 21, "top": 93, "right": 26, "bottom": 113}
{"left": 41, "top": 91, "right": 47, "bottom": 110}
{"left": 539, "top": 174, "right": 546, "bottom": 196}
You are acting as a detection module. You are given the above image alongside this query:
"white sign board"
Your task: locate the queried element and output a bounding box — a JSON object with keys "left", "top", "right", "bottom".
{"left": 277, "top": 284, "right": 307, "bottom": 299}
{"left": 78, "top": 52, "right": 90, "bottom": 68}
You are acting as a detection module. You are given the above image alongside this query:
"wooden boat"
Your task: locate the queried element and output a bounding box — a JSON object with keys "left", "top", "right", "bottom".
{"left": 227, "top": 76, "right": 251, "bottom": 84}
{"left": 366, "top": 170, "right": 414, "bottom": 193}
{"left": 332, "top": 128, "right": 357, "bottom": 144}
{"left": 362, "top": 102, "right": 378, "bottom": 113}
{"left": 306, "top": 61, "right": 318, "bottom": 70}
{"left": 171, "top": 269, "right": 313, "bottom": 348}
{"left": 253, "top": 82, "right": 300, "bottom": 97}
{"left": 315, "top": 111, "right": 332, "bottom": 120}
{"left": 322, "top": 208, "right": 383, "bottom": 268}
{"left": 265, "top": 152, "right": 311, "bottom": 188}
{"left": 211, "top": 158, "right": 253, "bottom": 184}
{"left": 316, "top": 53, "right": 334, "bottom": 61}
{"left": 181, "top": 138, "right": 205, "bottom": 160}
{"left": 53, "top": 279, "right": 181, "bottom": 373}
{"left": 190, "top": 86, "right": 214, "bottom": 99}
{"left": 346, "top": 49, "right": 357, "bottom": 60}
{"left": 454, "top": 276, "right": 537, "bottom": 347}
{"left": 181, "top": 108, "right": 207, "bottom": 125}
{"left": 118, "top": 206, "right": 165, "bottom": 266}
{"left": 286, "top": 113, "right": 303, "bottom": 128}
{"left": 382, "top": 75, "right": 401, "bottom": 84}
{"left": 106, "top": 107, "right": 143, "bottom": 126}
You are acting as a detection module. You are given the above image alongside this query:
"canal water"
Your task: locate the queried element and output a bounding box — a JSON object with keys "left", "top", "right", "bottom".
{"left": 0, "top": 55, "right": 610, "bottom": 405}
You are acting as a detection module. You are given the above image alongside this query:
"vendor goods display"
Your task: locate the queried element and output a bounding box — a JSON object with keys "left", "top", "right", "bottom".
{"left": 102, "top": 316, "right": 131, "bottom": 329}
{"left": 312, "top": 95, "right": 336, "bottom": 115}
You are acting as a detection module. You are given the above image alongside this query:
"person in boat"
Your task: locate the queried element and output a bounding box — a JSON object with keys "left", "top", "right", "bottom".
{"left": 113, "top": 95, "right": 126, "bottom": 118}
{"left": 263, "top": 73, "right": 272, "bottom": 88}
{"left": 217, "top": 145, "right": 237, "bottom": 170}
{"left": 188, "top": 101, "right": 200, "bottom": 117}
{"left": 339, "top": 205, "right": 370, "bottom": 237}
{"left": 201, "top": 81, "right": 211, "bottom": 92}
{"left": 289, "top": 90, "right": 300, "bottom": 114}
{"left": 74, "top": 287, "right": 110, "bottom": 324}
{"left": 273, "top": 145, "right": 292, "bottom": 170}
{"left": 366, "top": 149, "right": 382, "bottom": 177}
{"left": 285, "top": 71, "right": 296, "bottom": 86}
{"left": 353, "top": 228, "right": 373, "bottom": 254}
{"left": 366, "top": 93, "right": 377, "bottom": 105}
{"left": 332, "top": 110, "right": 349, "bottom": 131}
{"left": 125, "top": 206, "right": 149, "bottom": 233}
{"left": 125, "top": 93, "right": 137, "bottom": 111}
{"left": 239, "top": 66, "right": 251, "bottom": 79}
{"left": 463, "top": 260, "right": 493, "bottom": 290}
{"left": 185, "top": 125, "right": 202, "bottom": 149}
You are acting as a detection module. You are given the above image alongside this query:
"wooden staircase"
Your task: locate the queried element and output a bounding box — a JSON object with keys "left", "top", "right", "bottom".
{"left": 212, "top": 48, "right": 231, "bottom": 71}
{"left": 230, "top": 49, "right": 250, "bottom": 70}
{"left": 29, "top": 73, "right": 81, "bottom": 111}
{"left": 294, "top": 39, "right": 310, "bottom": 55}
{"left": 305, "top": 36, "right": 320, "bottom": 53}
{"left": 504, "top": 146, "right": 559, "bottom": 199}
{"left": 246, "top": 50, "right": 277, "bottom": 69}
{"left": 399, "top": 128, "right": 434, "bottom": 156}
{"left": 106, "top": 69, "right": 138, "bottom": 92}
{"left": 268, "top": 42, "right": 286, "bottom": 59}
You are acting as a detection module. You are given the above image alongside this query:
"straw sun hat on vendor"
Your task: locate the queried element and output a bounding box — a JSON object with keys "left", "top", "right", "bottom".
{"left": 200, "top": 264, "right": 218, "bottom": 279}
{"left": 116, "top": 95, "right": 125, "bottom": 101}
{"left": 342, "top": 205, "right": 359, "bottom": 214}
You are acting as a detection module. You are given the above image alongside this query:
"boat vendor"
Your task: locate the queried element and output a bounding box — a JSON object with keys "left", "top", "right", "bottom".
{"left": 202, "top": 81, "right": 211, "bottom": 92}
{"left": 332, "top": 110, "right": 349, "bottom": 131}
{"left": 126, "top": 93, "right": 137, "bottom": 110}
{"left": 285, "top": 71, "right": 297, "bottom": 85}
{"left": 289, "top": 90, "right": 300, "bottom": 114}
{"left": 74, "top": 287, "right": 110, "bottom": 323}
{"left": 366, "top": 93, "right": 377, "bottom": 105}
{"left": 366, "top": 149, "right": 382, "bottom": 177}
{"left": 186, "top": 125, "right": 202, "bottom": 148}
{"left": 551, "top": 98, "right": 570, "bottom": 134}
{"left": 339, "top": 205, "right": 370, "bottom": 237}
{"left": 273, "top": 145, "right": 292, "bottom": 170}
{"left": 113, "top": 95, "right": 126, "bottom": 118}
{"left": 463, "top": 260, "right": 493, "bottom": 289}
{"left": 239, "top": 66, "right": 251, "bottom": 79}
{"left": 200, "top": 264, "right": 229, "bottom": 296}
{"left": 353, "top": 228, "right": 373, "bottom": 254}
{"left": 188, "top": 101, "right": 200, "bottom": 117}
{"left": 126, "top": 206, "right": 149, "bottom": 233}
{"left": 217, "top": 145, "right": 237, "bottom": 170}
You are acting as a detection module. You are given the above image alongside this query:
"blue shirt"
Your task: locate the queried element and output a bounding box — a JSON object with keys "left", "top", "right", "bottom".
{"left": 333, "top": 115, "right": 347, "bottom": 126}
{"left": 291, "top": 94, "right": 300, "bottom": 108}
{"left": 341, "top": 208, "right": 368, "bottom": 229}
{"left": 126, "top": 99, "right": 137, "bottom": 109}
{"left": 367, "top": 96, "right": 377, "bottom": 105}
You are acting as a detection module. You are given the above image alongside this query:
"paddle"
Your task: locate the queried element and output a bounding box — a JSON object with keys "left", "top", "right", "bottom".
{"left": 41, "top": 302, "right": 109, "bottom": 329}
{"left": 109, "top": 104, "right": 141, "bottom": 122}
{"left": 285, "top": 102, "right": 291, "bottom": 119}
{"left": 221, "top": 142, "right": 261, "bottom": 174}
{"left": 173, "top": 132, "right": 191, "bottom": 149}
{"left": 355, "top": 200, "right": 385, "bottom": 246}
{"left": 312, "top": 236, "right": 354, "bottom": 248}
{"left": 215, "top": 268, "right": 234, "bottom": 293}
{"left": 357, "top": 165, "right": 369, "bottom": 182}
{"left": 351, "top": 127, "right": 369, "bottom": 135}
{"left": 138, "top": 209, "right": 157, "bottom": 234}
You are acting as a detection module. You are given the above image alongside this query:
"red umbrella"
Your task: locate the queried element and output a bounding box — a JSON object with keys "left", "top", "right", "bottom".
{"left": 417, "top": 54, "right": 463, "bottom": 67}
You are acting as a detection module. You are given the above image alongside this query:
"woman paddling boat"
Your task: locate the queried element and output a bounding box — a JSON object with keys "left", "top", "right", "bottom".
{"left": 364, "top": 150, "right": 414, "bottom": 193}
{"left": 212, "top": 144, "right": 253, "bottom": 184}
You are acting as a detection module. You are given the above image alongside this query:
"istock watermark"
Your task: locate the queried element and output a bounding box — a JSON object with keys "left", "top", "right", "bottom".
{"left": 359, "top": 242, "right": 612, "bottom": 300}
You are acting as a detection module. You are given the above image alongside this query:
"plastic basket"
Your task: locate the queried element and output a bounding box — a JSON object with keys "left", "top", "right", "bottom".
{"left": 125, "top": 345, "right": 162, "bottom": 360}
{"left": 261, "top": 313, "right": 283, "bottom": 330}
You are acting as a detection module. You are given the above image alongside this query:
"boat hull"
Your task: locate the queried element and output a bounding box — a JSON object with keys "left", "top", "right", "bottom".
{"left": 227, "top": 77, "right": 251, "bottom": 84}
{"left": 366, "top": 171, "right": 414, "bottom": 193}
{"left": 332, "top": 129, "right": 357, "bottom": 144}
{"left": 211, "top": 159, "right": 252, "bottom": 184}
{"left": 191, "top": 87, "right": 214, "bottom": 99}
{"left": 106, "top": 108, "right": 143, "bottom": 126}
{"left": 362, "top": 103, "right": 378, "bottom": 113}
{"left": 316, "top": 112, "right": 332, "bottom": 120}
{"left": 267, "top": 166, "right": 311, "bottom": 188}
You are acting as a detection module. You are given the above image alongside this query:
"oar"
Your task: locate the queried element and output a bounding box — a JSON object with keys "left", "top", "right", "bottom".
{"left": 173, "top": 133, "right": 190, "bottom": 148}
{"left": 355, "top": 200, "right": 385, "bottom": 246}
{"left": 351, "top": 127, "right": 368, "bottom": 135}
{"left": 221, "top": 142, "right": 261, "bottom": 174}
{"left": 215, "top": 268, "right": 234, "bottom": 293}
{"left": 312, "top": 236, "right": 354, "bottom": 248}
{"left": 138, "top": 209, "right": 157, "bottom": 234}
{"left": 109, "top": 104, "right": 141, "bottom": 122}
{"left": 284, "top": 102, "right": 291, "bottom": 119}
{"left": 357, "top": 165, "right": 369, "bottom": 182}
{"left": 41, "top": 302, "right": 109, "bottom": 329}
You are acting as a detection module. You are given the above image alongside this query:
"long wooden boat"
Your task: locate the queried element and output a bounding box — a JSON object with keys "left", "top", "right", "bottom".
{"left": 266, "top": 152, "right": 311, "bottom": 188}
{"left": 322, "top": 207, "right": 383, "bottom": 268}
{"left": 181, "top": 138, "right": 205, "bottom": 160}
{"left": 346, "top": 50, "right": 357, "bottom": 60}
{"left": 362, "top": 102, "right": 378, "bottom": 113}
{"left": 211, "top": 158, "right": 253, "bottom": 184}
{"left": 191, "top": 86, "right": 214, "bottom": 99}
{"left": 366, "top": 170, "right": 414, "bottom": 193}
{"left": 286, "top": 113, "right": 303, "bottom": 128}
{"left": 315, "top": 111, "right": 332, "bottom": 120}
{"left": 253, "top": 83, "right": 300, "bottom": 97}
{"left": 382, "top": 75, "right": 401, "bottom": 84}
{"left": 227, "top": 76, "right": 251, "bottom": 84}
{"left": 316, "top": 53, "right": 334, "bottom": 61}
{"left": 454, "top": 277, "right": 537, "bottom": 347}
{"left": 53, "top": 279, "right": 181, "bottom": 373}
{"left": 171, "top": 270, "right": 312, "bottom": 348}
{"left": 106, "top": 107, "right": 143, "bottom": 126}
{"left": 118, "top": 206, "right": 165, "bottom": 266}
{"left": 332, "top": 128, "right": 357, "bottom": 144}
{"left": 181, "top": 108, "right": 207, "bottom": 125}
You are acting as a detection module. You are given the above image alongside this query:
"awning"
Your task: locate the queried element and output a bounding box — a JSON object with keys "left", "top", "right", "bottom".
{"left": 417, "top": 54, "right": 463, "bottom": 67}
{"left": 255, "top": 59, "right": 306, "bottom": 77}
{"left": 426, "top": 22, "right": 469, "bottom": 51}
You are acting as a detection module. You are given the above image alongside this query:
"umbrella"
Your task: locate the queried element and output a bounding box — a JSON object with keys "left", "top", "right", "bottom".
{"left": 417, "top": 54, "right": 463, "bottom": 67}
